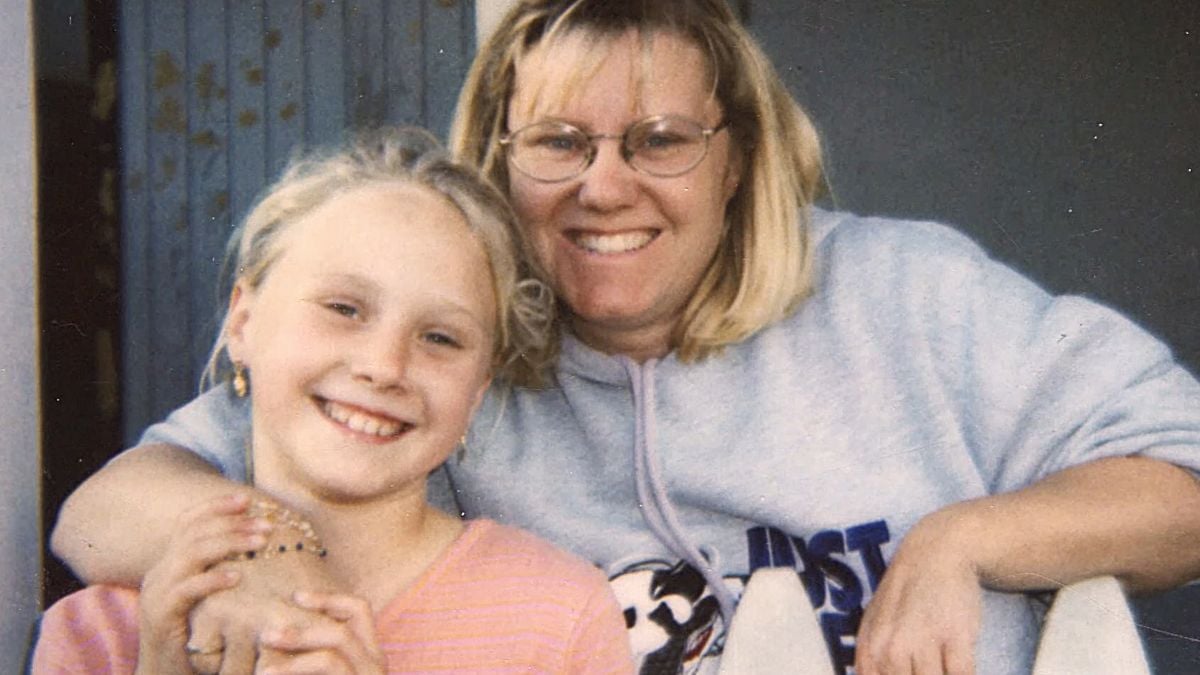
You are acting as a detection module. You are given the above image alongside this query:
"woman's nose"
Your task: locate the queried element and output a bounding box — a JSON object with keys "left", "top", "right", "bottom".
{"left": 577, "top": 140, "right": 639, "bottom": 210}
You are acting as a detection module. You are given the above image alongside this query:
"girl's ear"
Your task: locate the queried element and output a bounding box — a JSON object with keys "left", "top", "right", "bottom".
{"left": 224, "top": 281, "right": 254, "bottom": 364}
{"left": 468, "top": 372, "right": 487, "bottom": 415}
{"left": 469, "top": 374, "right": 493, "bottom": 419}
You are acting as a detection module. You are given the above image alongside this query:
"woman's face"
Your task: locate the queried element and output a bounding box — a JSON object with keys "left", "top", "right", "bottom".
{"left": 506, "top": 30, "right": 741, "bottom": 361}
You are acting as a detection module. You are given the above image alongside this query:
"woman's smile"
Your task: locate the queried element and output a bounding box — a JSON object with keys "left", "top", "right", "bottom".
{"left": 565, "top": 228, "right": 660, "bottom": 255}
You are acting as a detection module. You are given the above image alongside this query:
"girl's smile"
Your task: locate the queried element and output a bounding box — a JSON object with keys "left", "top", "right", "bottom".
{"left": 316, "top": 397, "right": 413, "bottom": 441}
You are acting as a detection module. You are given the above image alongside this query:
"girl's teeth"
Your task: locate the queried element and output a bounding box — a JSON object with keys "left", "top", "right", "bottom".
{"left": 573, "top": 230, "right": 655, "bottom": 253}
{"left": 323, "top": 400, "right": 404, "bottom": 437}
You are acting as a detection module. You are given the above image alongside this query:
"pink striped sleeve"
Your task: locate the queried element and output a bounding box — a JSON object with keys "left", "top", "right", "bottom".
{"left": 31, "top": 585, "right": 141, "bottom": 674}
{"left": 564, "top": 579, "right": 637, "bottom": 674}
{"left": 374, "top": 520, "right": 634, "bottom": 673}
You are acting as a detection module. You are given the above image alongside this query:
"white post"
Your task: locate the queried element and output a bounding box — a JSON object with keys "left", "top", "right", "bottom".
{"left": 476, "top": 0, "right": 520, "bottom": 46}
{"left": 0, "top": 0, "right": 42, "bottom": 669}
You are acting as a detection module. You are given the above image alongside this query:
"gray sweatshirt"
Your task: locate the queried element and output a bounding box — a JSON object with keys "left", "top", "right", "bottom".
{"left": 141, "top": 209, "right": 1200, "bottom": 674}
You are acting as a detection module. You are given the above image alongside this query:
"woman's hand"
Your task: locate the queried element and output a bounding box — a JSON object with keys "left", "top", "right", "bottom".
{"left": 854, "top": 508, "right": 983, "bottom": 675}
{"left": 135, "top": 494, "right": 266, "bottom": 675}
{"left": 856, "top": 456, "right": 1200, "bottom": 674}
{"left": 255, "top": 591, "right": 386, "bottom": 674}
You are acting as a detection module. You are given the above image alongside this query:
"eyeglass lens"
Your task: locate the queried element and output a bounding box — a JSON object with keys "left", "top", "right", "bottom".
{"left": 505, "top": 116, "right": 716, "bottom": 182}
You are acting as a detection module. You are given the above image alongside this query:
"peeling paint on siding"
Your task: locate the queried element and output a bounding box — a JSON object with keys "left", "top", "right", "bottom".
{"left": 152, "top": 51, "right": 182, "bottom": 90}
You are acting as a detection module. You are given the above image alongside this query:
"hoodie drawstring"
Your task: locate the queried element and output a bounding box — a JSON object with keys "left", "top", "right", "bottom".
{"left": 623, "top": 358, "right": 737, "bottom": 624}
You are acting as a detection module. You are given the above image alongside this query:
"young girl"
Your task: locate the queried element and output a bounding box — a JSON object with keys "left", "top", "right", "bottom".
{"left": 33, "top": 129, "right": 633, "bottom": 674}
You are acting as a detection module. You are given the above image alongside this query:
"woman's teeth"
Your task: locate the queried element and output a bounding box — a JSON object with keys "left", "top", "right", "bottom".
{"left": 322, "top": 400, "right": 407, "bottom": 438}
{"left": 571, "top": 230, "right": 655, "bottom": 254}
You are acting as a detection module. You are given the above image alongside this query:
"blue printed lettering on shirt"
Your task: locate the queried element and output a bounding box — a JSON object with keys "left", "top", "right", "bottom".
{"left": 746, "top": 520, "right": 891, "bottom": 674}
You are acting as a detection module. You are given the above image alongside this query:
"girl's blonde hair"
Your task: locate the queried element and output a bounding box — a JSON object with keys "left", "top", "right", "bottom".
{"left": 201, "top": 127, "right": 555, "bottom": 390}
{"left": 450, "top": 0, "right": 826, "bottom": 361}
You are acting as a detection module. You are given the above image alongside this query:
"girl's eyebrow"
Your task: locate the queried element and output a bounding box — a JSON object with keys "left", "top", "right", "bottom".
{"left": 315, "top": 272, "right": 493, "bottom": 332}
{"left": 310, "top": 271, "right": 382, "bottom": 299}
{"left": 315, "top": 271, "right": 376, "bottom": 288}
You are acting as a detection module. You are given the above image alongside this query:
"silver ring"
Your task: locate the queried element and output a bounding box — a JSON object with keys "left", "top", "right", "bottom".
{"left": 186, "top": 643, "right": 224, "bottom": 656}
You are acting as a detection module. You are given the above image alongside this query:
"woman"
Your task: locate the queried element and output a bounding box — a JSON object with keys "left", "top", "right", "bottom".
{"left": 53, "top": 1, "right": 1200, "bottom": 673}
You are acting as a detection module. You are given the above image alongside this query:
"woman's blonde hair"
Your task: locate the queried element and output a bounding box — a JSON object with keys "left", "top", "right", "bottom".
{"left": 201, "top": 127, "right": 555, "bottom": 391}
{"left": 450, "top": 0, "right": 825, "bottom": 361}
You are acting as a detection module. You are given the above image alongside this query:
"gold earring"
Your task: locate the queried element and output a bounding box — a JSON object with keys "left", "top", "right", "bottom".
{"left": 232, "top": 363, "right": 249, "bottom": 398}
{"left": 456, "top": 434, "right": 469, "bottom": 462}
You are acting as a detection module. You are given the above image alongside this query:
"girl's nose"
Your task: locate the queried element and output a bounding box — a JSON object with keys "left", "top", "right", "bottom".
{"left": 352, "top": 331, "right": 410, "bottom": 390}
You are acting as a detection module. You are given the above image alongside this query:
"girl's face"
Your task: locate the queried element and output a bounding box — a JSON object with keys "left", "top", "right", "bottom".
{"left": 227, "top": 182, "right": 496, "bottom": 504}
{"left": 505, "top": 29, "right": 741, "bottom": 361}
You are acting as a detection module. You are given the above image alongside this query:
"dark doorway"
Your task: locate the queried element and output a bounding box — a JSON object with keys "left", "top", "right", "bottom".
{"left": 35, "top": 0, "right": 122, "bottom": 606}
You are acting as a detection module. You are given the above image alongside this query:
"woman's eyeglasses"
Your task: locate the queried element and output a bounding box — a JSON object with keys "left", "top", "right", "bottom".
{"left": 500, "top": 115, "right": 729, "bottom": 183}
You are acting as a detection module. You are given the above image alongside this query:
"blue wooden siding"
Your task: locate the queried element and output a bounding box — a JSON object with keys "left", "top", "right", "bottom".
{"left": 119, "top": 0, "right": 476, "bottom": 441}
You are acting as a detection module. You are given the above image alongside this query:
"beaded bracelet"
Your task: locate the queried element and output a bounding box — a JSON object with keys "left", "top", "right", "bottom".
{"left": 227, "top": 499, "right": 327, "bottom": 561}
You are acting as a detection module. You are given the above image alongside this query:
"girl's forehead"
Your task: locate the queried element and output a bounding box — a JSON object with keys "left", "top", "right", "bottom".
{"left": 285, "top": 183, "right": 494, "bottom": 293}
{"left": 509, "top": 29, "right": 715, "bottom": 122}
{"left": 278, "top": 182, "right": 467, "bottom": 261}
